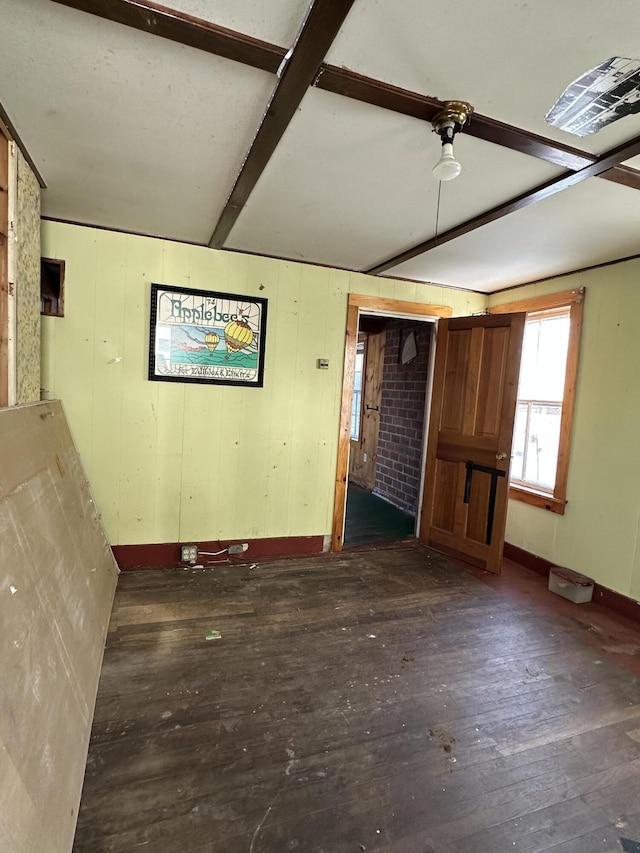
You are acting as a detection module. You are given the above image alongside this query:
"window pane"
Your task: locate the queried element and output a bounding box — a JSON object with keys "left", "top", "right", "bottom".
{"left": 522, "top": 403, "right": 562, "bottom": 490}
{"left": 350, "top": 348, "right": 365, "bottom": 440}
{"left": 518, "top": 313, "right": 570, "bottom": 402}
{"left": 511, "top": 402, "right": 528, "bottom": 482}
{"left": 511, "top": 310, "right": 571, "bottom": 493}
{"left": 353, "top": 351, "right": 364, "bottom": 391}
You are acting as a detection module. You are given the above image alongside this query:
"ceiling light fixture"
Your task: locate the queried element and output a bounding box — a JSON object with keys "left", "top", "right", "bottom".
{"left": 432, "top": 100, "right": 474, "bottom": 181}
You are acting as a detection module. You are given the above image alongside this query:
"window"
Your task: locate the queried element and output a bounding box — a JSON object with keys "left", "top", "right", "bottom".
{"left": 350, "top": 340, "right": 365, "bottom": 440}
{"left": 489, "top": 288, "right": 584, "bottom": 515}
{"left": 511, "top": 308, "right": 569, "bottom": 490}
{"left": 41, "top": 258, "right": 65, "bottom": 317}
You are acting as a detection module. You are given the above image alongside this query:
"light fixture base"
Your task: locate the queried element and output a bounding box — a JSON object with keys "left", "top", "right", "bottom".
{"left": 432, "top": 100, "right": 474, "bottom": 134}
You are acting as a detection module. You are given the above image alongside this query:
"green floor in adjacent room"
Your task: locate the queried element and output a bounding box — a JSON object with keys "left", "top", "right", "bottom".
{"left": 343, "top": 484, "right": 415, "bottom": 547}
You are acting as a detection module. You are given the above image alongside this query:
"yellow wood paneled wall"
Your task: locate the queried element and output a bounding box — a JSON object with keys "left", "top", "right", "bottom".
{"left": 42, "top": 222, "right": 483, "bottom": 547}
{"left": 489, "top": 258, "right": 640, "bottom": 600}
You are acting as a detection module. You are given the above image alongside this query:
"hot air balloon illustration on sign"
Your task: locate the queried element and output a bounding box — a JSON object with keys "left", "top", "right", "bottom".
{"left": 205, "top": 331, "right": 220, "bottom": 352}
{"left": 224, "top": 317, "right": 254, "bottom": 355}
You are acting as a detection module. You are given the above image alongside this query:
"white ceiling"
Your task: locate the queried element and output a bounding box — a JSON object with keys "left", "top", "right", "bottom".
{"left": 2, "top": 0, "right": 640, "bottom": 292}
{"left": 226, "top": 87, "right": 562, "bottom": 271}
{"left": 165, "top": 0, "right": 311, "bottom": 46}
{"left": 389, "top": 178, "right": 640, "bottom": 291}
{"left": 0, "top": 0, "right": 277, "bottom": 242}
{"left": 326, "top": 0, "right": 640, "bottom": 155}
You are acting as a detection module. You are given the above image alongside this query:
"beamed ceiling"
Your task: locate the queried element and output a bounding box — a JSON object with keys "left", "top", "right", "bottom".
{"left": 3, "top": 0, "right": 640, "bottom": 292}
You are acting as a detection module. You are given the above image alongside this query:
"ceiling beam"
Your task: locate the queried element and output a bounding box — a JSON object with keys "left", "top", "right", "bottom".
{"left": 315, "top": 65, "right": 640, "bottom": 190}
{"left": 366, "top": 133, "right": 640, "bottom": 276}
{"left": 51, "top": 0, "right": 640, "bottom": 200}
{"left": 208, "top": 0, "right": 357, "bottom": 249}
{"left": 51, "top": 0, "right": 286, "bottom": 73}
{"left": 599, "top": 163, "right": 640, "bottom": 190}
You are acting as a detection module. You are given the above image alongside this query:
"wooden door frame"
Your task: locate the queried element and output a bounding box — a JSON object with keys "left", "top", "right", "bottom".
{"left": 331, "top": 294, "right": 452, "bottom": 552}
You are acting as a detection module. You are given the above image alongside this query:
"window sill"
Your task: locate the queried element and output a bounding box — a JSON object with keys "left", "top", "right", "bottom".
{"left": 509, "top": 485, "right": 566, "bottom": 515}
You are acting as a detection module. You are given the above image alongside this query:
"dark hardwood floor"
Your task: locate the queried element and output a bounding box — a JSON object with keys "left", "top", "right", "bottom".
{"left": 73, "top": 546, "right": 640, "bottom": 853}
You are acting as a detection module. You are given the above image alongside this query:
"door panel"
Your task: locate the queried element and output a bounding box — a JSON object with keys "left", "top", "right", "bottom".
{"left": 475, "top": 327, "right": 509, "bottom": 435}
{"left": 349, "top": 331, "right": 385, "bottom": 490}
{"left": 441, "top": 329, "right": 471, "bottom": 431}
{"left": 419, "top": 313, "right": 525, "bottom": 573}
{"left": 432, "top": 459, "right": 458, "bottom": 533}
{"left": 466, "top": 470, "right": 491, "bottom": 543}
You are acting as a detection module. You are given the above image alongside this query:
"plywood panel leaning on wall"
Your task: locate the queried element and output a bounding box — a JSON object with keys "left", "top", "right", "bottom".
{"left": 0, "top": 401, "right": 119, "bottom": 853}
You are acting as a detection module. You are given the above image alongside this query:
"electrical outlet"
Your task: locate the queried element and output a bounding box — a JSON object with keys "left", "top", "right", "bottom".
{"left": 363, "top": 452, "right": 368, "bottom": 462}
{"left": 228, "top": 543, "right": 249, "bottom": 554}
{"left": 181, "top": 544, "right": 198, "bottom": 563}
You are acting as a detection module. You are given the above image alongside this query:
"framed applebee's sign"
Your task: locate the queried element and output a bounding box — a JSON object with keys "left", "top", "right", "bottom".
{"left": 148, "top": 283, "right": 268, "bottom": 387}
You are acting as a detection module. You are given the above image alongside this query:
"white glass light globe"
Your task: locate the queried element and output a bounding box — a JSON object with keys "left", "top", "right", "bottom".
{"left": 432, "top": 142, "right": 462, "bottom": 181}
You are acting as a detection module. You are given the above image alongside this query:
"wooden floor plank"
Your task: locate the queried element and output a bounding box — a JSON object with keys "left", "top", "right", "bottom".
{"left": 73, "top": 545, "right": 640, "bottom": 853}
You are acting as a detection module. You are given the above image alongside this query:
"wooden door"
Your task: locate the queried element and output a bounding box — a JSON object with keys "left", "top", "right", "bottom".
{"left": 419, "top": 313, "right": 525, "bottom": 573}
{"left": 349, "top": 331, "right": 385, "bottom": 490}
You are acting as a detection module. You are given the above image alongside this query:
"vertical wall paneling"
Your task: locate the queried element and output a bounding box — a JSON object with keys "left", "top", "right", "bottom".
{"left": 36, "top": 224, "right": 640, "bottom": 598}
{"left": 41, "top": 221, "right": 485, "bottom": 548}
{"left": 118, "top": 235, "right": 162, "bottom": 543}
{"left": 91, "top": 230, "right": 127, "bottom": 538}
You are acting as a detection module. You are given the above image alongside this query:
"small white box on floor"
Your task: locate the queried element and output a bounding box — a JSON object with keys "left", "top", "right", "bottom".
{"left": 548, "top": 566, "right": 594, "bottom": 604}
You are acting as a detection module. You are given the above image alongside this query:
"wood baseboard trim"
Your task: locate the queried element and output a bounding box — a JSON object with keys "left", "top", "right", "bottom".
{"left": 503, "top": 542, "right": 553, "bottom": 577}
{"left": 112, "top": 535, "right": 325, "bottom": 571}
{"left": 504, "top": 541, "right": 640, "bottom": 626}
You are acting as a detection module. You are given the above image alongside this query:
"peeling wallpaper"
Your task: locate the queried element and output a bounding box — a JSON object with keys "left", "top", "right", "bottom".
{"left": 15, "top": 149, "right": 41, "bottom": 404}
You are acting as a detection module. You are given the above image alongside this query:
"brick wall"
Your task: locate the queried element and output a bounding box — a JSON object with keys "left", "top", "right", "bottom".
{"left": 374, "top": 321, "right": 432, "bottom": 512}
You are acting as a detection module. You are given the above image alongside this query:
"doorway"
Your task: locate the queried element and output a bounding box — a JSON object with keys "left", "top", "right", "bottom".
{"left": 344, "top": 315, "right": 434, "bottom": 547}
{"left": 334, "top": 296, "right": 525, "bottom": 575}
{"left": 332, "top": 294, "right": 452, "bottom": 551}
